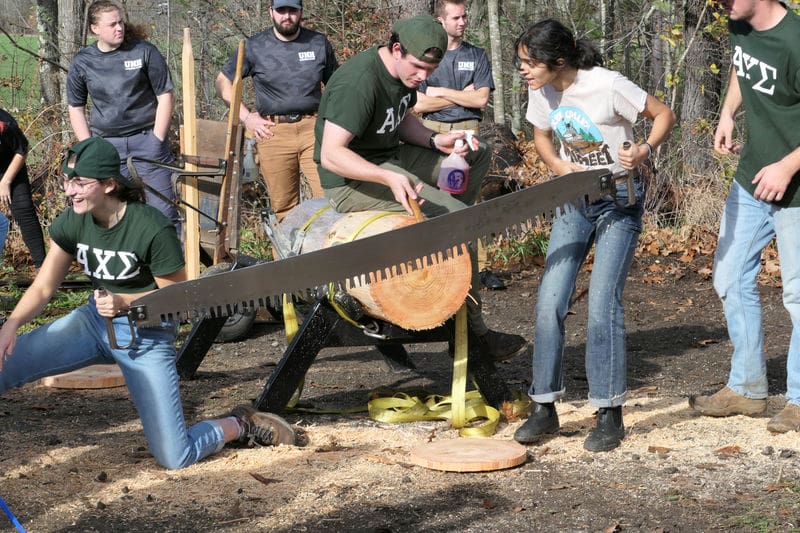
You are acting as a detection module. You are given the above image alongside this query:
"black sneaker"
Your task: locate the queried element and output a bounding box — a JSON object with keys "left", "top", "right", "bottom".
{"left": 477, "top": 329, "right": 529, "bottom": 361}
{"left": 230, "top": 404, "right": 296, "bottom": 446}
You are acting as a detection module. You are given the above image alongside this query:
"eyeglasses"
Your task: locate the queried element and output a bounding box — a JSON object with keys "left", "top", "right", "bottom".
{"left": 60, "top": 177, "right": 99, "bottom": 192}
{"left": 512, "top": 55, "right": 539, "bottom": 70}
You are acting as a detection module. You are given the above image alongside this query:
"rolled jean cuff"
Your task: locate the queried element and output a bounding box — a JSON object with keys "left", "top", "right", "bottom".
{"left": 530, "top": 390, "right": 565, "bottom": 404}
{"left": 588, "top": 391, "right": 627, "bottom": 408}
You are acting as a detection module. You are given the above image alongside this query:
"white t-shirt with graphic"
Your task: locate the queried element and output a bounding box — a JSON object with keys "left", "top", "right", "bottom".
{"left": 526, "top": 66, "right": 647, "bottom": 175}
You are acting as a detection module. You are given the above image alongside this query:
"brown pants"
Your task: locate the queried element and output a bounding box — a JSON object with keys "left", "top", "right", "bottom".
{"left": 255, "top": 115, "right": 323, "bottom": 221}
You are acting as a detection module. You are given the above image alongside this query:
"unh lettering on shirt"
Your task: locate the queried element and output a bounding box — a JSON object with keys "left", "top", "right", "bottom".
{"left": 124, "top": 58, "right": 143, "bottom": 71}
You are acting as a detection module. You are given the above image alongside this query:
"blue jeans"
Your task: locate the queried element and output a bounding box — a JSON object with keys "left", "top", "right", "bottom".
{"left": 713, "top": 181, "right": 800, "bottom": 406}
{"left": 530, "top": 179, "right": 643, "bottom": 407}
{"left": 0, "top": 299, "right": 226, "bottom": 469}
{"left": 0, "top": 212, "right": 8, "bottom": 257}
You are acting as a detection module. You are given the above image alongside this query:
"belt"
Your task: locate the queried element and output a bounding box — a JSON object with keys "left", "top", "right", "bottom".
{"left": 422, "top": 118, "right": 480, "bottom": 133}
{"left": 269, "top": 113, "right": 315, "bottom": 124}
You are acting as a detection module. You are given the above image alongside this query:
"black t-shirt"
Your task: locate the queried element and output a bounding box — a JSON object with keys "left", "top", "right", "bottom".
{"left": 221, "top": 27, "right": 338, "bottom": 116}
{"left": 0, "top": 109, "right": 29, "bottom": 181}
{"left": 66, "top": 40, "right": 174, "bottom": 137}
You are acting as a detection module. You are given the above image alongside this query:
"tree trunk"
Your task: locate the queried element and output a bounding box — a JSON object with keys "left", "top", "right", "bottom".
{"left": 398, "top": 0, "right": 432, "bottom": 18}
{"left": 57, "top": 0, "right": 83, "bottom": 59}
{"left": 680, "top": 0, "right": 723, "bottom": 180}
{"left": 57, "top": 0, "right": 83, "bottom": 96}
{"left": 486, "top": 0, "right": 504, "bottom": 124}
{"left": 36, "top": 0, "right": 61, "bottom": 108}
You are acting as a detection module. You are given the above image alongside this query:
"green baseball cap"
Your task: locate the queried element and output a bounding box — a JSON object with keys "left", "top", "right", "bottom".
{"left": 62, "top": 137, "right": 136, "bottom": 188}
{"left": 392, "top": 15, "right": 447, "bottom": 64}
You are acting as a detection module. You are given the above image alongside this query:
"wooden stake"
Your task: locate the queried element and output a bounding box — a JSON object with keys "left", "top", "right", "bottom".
{"left": 181, "top": 27, "right": 201, "bottom": 279}
{"left": 215, "top": 40, "right": 246, "bottom": 263}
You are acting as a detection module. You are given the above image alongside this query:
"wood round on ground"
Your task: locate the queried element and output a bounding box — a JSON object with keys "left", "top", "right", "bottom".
{"left": 409, "top": 438, "right": 528, "bottom": 472}
{"left": 39, "top": 365, "right": 126, "bottom": 389}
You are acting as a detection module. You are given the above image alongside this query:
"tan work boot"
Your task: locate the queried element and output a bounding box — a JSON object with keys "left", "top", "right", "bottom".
{"left": 688, "top": 387, "right": 766, "bottom": 417}
{"left": 767, "top": 403, "right": 800, "bottom": 433}
{"left": 230, "top": 404, "right": 297, "bottom": 446}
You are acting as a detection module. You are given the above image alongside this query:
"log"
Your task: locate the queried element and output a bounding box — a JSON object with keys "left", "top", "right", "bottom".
{"left": 280, "top": 199, "right": 471, "bottom": 330}
{"left": 39, "top": 364, "right": 125, "bottom": 389}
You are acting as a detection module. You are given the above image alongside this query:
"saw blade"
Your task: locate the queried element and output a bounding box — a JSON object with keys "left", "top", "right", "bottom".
{"left": 130, "top": 168, "right": 614, "bottom": 326}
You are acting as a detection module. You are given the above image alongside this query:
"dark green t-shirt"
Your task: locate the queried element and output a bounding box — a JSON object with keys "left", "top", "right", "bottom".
{"left": 729, "top": 9, "right": 800, "bottom": 207}
{"left": 314, "top": 46, "right": 417, "bottom": 189}
{"left": 49, "top": 201, "right": 184, "bottom": 293}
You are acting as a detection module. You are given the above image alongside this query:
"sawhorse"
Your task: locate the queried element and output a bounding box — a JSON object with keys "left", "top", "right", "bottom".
{"left": 176, "top": 297, "right": 515, "bottom": 412}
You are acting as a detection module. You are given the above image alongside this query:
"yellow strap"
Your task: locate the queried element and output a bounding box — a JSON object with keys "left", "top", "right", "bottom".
{"left": 451, "top": 305, "right": 468, "bottom": 428}
{"left": 282, "top": 293, "right": 299, "bottom": 343}
{"left": 368, "top": 389, "right": 501, "bottom": 437}
{"left": 367, "top": 305, "right": 501, "bottom": 437}
{"left": 300, "top": 204, "right": 331, "bottom": 232}
{"left": 326, "top": 282, "right": 362, "bottom": 327}
{"left": 347, "top": 212, "right": 398, "bottom": 241}
{"left": 282, "top": 293, "right": 304, "bottom": 409}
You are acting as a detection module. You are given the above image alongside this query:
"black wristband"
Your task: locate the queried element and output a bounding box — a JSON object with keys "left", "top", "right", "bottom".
{"left": 428, "top": 132, "right": 437, "bottom": 151}
{"left": 642, "top": 142, "right": 653, "bottom": 158}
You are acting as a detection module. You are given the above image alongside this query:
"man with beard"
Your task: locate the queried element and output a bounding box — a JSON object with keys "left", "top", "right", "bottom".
{"left": 216, "top": 0, "right": 338, "bottom": 220}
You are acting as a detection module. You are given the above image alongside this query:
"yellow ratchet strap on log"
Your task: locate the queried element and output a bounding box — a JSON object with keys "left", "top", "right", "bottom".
{"left": 301, "top": 204, "right": 331, "bottom": 232}
{"left": 325, "top": 210, "right": 400, "bottom": 328}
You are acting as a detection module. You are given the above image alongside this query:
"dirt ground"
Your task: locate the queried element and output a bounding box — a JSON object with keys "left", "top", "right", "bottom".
{"left": 1, "top": 240, "right": 799, "bottom": 533}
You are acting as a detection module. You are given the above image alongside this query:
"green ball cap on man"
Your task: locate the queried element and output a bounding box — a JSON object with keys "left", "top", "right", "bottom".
{"left": 393, "top": 15, "right": 448, "bottom": 64}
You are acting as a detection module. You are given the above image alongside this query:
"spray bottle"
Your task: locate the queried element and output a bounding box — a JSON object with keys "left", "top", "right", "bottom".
{"left": 437, "top": 131, "right": 474, "bottom": 194}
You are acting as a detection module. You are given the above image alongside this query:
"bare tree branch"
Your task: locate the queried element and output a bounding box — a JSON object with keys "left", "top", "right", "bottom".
{"left": 0, "top": 24, "right": 68, "bottom": 73}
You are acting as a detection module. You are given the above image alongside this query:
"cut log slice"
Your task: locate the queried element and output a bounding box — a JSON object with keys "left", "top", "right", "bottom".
{"left": 409, "top": 438, "right": 528, "bottom": 472}
{"left": 281, "top": 199, "right": 471, "bottom": 330}
{"left": 39, "top": 364, "right": 126, "bottom": 389}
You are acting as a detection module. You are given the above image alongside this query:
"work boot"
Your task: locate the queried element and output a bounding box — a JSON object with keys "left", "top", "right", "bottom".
{"left": 514, "top": 402, "right": 559, "bottom": 444}
{"left": 767, "top": 403, "right": 800, "bottom": 434}
{"left": 230, "top": 404, "right": 296, "bottom": 446}
{"left": 477, "top": 330, "right": 529, "bottom": 361}
{"left": 479, "top": 269, "right": 506, "bottom": 290}
{"left": 688, "top": 387, "right": 767, "bottom": 417}
{"left": 583, "top": 406, "right": 624, "bottom": 452}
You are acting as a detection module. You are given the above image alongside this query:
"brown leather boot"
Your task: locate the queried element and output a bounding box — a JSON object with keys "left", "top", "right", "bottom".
{"left": 688, "top": 387, "right": 766, "bottom": 417}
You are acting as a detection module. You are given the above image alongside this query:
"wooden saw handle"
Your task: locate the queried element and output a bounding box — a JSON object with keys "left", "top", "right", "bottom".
{"left": 409, "top": 196, "right": 424, "bottom": 222}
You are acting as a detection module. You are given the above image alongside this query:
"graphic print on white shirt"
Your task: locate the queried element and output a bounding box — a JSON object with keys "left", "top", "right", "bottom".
{"left": 550, "top": 106, "right": 615, "bottom": 168}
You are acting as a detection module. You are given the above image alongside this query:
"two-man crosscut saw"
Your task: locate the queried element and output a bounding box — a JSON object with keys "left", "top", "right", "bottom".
{"left": 129, "top": 168, "right": 616, "bottom": 327}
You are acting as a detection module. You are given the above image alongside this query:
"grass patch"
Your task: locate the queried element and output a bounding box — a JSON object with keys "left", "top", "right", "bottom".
{"left": 0, "top": 34, "right": 40, "bottom": 110}
{"left": 489, "top": 228, "right": 550, "bottom": 268}
{"left": 0, "top": 280, "right": 91, "bottom": 333}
